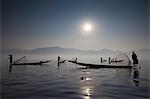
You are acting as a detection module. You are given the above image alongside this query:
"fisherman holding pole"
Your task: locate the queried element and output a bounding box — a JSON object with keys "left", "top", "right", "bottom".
{"left": 9, "top": 54, "right": 13, "bottom": 72}
{"left": 108, "top": 57, "right": 111, "bottom": 64}
{"left": 57, "top": 56, "right": 60, "bottom": 67}
{"left": 100, "top": 57, "right": 103, "bottom": 63}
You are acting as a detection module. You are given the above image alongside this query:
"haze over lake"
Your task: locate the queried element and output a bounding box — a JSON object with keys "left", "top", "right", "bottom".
{"left": 1, "top": 0, "right": 149, "bottom": 98}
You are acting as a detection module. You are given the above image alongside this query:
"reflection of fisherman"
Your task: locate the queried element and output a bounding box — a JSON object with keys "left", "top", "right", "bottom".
{"left": 132, "top": 67, "right": 139, "bottom": 86}
{"left": 132, "top": 52, "right": 138, "bottom": 65}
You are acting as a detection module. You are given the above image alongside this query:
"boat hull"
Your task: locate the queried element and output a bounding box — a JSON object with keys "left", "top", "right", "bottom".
{"left": 68, "top": 60, "right": 133, "bottom": 68}
{"left": 13, "top": 61, "right": 51, "bottom": 65}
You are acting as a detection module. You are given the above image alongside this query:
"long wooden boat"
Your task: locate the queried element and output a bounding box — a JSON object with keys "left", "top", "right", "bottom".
{"left": 68, "top": 60, "right": 133, "bottom": 68}
{"left": 13, "top": 60, "right": 51, "bottom": 65}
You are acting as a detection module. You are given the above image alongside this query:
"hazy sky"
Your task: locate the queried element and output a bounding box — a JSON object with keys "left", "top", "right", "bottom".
{"left": 2, "top": 0, "right": 149, "bottom": 51}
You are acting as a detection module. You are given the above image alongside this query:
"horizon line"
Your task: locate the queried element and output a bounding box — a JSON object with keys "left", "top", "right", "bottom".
{"left": 1, "top": 46, "right": 149, "bottom": 52}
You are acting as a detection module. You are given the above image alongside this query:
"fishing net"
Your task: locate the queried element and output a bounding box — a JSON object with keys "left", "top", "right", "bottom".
{"left": 13, "top": 56, "right": 27, "bottom": 64}
{"left": 111, "top": 53, "right": 131, "bottom": 66}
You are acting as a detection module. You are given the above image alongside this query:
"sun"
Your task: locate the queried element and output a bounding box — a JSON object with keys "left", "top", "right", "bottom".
{"left": 82, "top": 23, "right": 93, "bottom": 35}
{"left": 83, "top": 23, "right": 92, "bottom": 32}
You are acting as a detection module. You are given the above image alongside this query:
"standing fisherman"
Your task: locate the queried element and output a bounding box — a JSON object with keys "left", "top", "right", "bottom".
{"left": 75, "top": 57, "right": 77, "bottom": 63}
{"left": 9, "top": 55, "right": 13, "bottom": 65}
{"left": 132, "top": 52, "right": 138, "bottom": 65}
{"left": 57, "top": 56, "right": 60, "bottom": 67}
{"left": 9, "top": 54, "right": 13, "bottom": 72}
{"left": 100, "top": 57, "right": 103, "bottom": 63}
{"left": 58, "top": 56, "right": 60, "bottom": 63}
{"left": 108, "top": 57, "right": 111, "bottom": 64}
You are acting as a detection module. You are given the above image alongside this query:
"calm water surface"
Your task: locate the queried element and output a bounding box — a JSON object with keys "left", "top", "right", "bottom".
{"left": 1, "top": 54, "right": 149, "bottom": 99}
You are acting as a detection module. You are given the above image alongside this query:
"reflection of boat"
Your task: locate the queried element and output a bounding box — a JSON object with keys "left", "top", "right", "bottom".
{"left": 68, "top": 60, "right": 133, "bottom": 68}
{"left": 13, "top": 60, "right": 51, "bottom": 65}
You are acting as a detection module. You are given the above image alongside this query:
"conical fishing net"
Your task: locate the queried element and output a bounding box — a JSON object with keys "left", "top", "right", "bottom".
{"left": 13, "top": 56, "right": 27, "bottom": 64}
{"left": 111, "top": 53, "right": 131, "bottom": 66}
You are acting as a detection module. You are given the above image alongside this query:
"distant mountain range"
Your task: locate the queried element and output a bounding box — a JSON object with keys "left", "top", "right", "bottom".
{"left": 1, "top": 47, "right": 120, "bottom": 55}
{"left": 1, "top": 47, "right": 149, "bottom": 58}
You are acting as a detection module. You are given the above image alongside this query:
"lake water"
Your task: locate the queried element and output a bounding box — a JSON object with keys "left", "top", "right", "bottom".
{"left": 1, "top": 54, "right": 149, "bottom": 99}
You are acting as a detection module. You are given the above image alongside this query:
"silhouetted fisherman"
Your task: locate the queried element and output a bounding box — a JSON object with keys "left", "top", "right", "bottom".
{"left": 9, "top": 55, "right": 13, "bottom": 72}
{"left": 108, "top": 57, "right": 111, "bottom": 64}
{"left": 57, "top": 56, "right": 60, "bottom": 67}
{"left": 100, "top": 57, "right": 103, "bottom": 63}
{"left": 75, "top": 57, "right": 77, "bottom": 63}
{"left": 58, "top": 56, "right": 60, "bottom": 63}
{"left": 132, "top": 52, "right": 138, "bottom": 65}
{"left": 9, "top": 55, "right": 13, "bottom": 64}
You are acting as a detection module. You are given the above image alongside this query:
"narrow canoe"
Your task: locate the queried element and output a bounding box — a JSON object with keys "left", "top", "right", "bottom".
{"left": 13, "top": 60, "right": 51, "bottom": 65}
{"left": 68, "top": 60, "right": 133, "bottom": 68}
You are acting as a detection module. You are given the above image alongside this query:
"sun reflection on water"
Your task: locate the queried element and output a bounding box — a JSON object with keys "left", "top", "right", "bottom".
{"left": 85, "top": 88, "right": 91, "bottom": 96}
{"left": 85, "top": 77, "right": 91, "bottom": 80}
{"left": 84, "top": 96, "right": 90, "bottom": 99}
{"left": 81, "top": 86, "right": 94, "bottom": 99}
{"left": 80, "top": 71, "right": 94, "bottom": 99}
